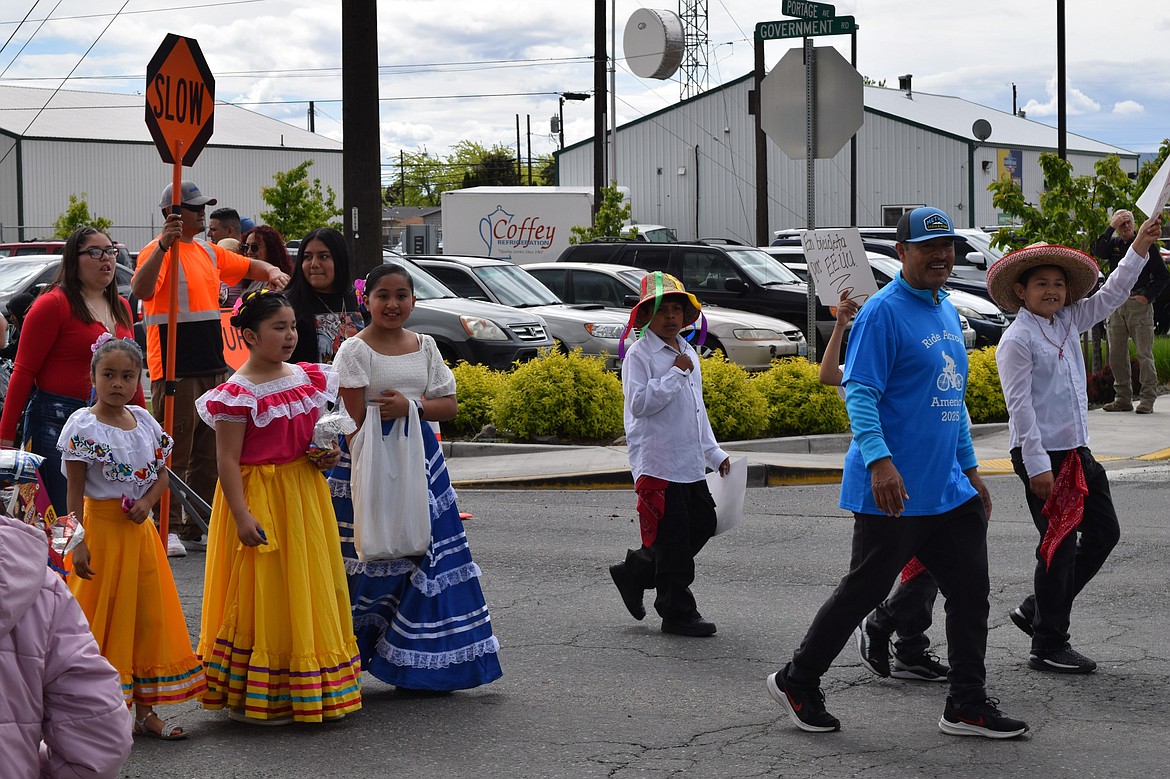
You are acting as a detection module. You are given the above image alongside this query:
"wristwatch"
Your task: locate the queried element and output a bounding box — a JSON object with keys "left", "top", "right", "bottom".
{"left": 413, "top": 399, "right": 425, "bottom": 419}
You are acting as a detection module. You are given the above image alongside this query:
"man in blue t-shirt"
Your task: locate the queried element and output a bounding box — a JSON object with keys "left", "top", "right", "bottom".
{"left": 765, "top": 207, "right": 1029, "bottom": 740}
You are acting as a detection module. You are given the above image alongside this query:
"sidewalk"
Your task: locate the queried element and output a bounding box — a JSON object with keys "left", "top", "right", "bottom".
{"left": 444, "top": 407, "right": 1170, "bottom": 489}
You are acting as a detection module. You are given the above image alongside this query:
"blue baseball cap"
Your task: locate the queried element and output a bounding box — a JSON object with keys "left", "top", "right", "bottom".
{"left": 896, "top": 207, "right": 957, "bottom": 243}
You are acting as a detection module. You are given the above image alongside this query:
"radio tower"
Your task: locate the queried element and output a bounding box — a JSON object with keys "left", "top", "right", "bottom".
{"left": 678, "top": 0, "right": 708, "bottom": 99}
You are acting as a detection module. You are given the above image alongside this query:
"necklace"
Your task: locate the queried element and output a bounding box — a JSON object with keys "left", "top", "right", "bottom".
{"left": 85, "top": 295, "right": 115, "bottom": 335}
{"left": 1037, "top": 316, "right": 1073, "bottom": 359}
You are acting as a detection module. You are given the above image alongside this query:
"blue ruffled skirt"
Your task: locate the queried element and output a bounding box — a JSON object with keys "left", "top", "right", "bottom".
{"left": 329, "top": 419, "right": 502, "bottom": 691}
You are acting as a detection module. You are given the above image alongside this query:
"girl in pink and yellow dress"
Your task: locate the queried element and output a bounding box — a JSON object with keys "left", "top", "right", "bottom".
{"left": 195, "top": 289, "right": 361, "bottom": 724}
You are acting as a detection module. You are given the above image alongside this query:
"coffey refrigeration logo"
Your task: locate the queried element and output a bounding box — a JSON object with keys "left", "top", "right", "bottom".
{"left": 478, "top": 205, "right": 556, "bottom": 258}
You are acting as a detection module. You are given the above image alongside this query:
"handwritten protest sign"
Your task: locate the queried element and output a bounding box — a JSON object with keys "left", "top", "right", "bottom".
{"left": 1135, "top": 156, "right": 1170, "bottom": 221}
{"left": 801, "top": 228, "right": 878, "bottom": 310}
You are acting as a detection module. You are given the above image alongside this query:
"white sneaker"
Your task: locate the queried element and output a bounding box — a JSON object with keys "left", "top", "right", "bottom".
{"left": 183, "top": 534, "right": 208, "bottom": 551}
{"left": 166, "top": 533, "right": 188, "bottom": 558}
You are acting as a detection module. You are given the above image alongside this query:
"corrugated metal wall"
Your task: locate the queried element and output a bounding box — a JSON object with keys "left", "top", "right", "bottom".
{"left": 558, "top": 80, "right": 1136, "bottom": 241}
{"left": 11, "top": 139, "right": 342, "bottom": 249}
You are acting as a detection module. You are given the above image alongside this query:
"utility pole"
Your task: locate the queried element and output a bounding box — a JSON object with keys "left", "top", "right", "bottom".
{"left": 593, "top": 0, "right": 606, "bottom": 216}
{"left": 342, "top": 0, "right": 382, "bottom": 277}
{"left": 526, "top": 114, "right": 533, "bottom": 185}
{"left": 308, "top": 100, "right": 315, "bottom": 133}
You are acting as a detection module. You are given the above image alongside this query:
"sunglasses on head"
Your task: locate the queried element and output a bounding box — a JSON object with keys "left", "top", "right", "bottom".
{"left": 180, "top": 203, "right": 206, "bottom": 213}
{"left": 82, "top": 246, "right": 119, "bottom": 259}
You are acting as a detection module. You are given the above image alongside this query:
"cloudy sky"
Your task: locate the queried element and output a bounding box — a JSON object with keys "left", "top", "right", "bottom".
{"left": 2, "top": 0, "right": 1167, "bottom": 185}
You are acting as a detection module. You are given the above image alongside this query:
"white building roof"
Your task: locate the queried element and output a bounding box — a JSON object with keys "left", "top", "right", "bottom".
{"left": 0, "top": 84, "right": 340, "bottom": 151}
{"left": 864, "top": 84, "right": 1133, "bottom": 156}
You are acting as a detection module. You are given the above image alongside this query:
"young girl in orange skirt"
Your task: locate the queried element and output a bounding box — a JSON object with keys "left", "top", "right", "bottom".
{"left": 195, "top": 288, "right": 361, "bottom": 724}
{"left": 59, "top": 334, "right": 206, "bottom": 740}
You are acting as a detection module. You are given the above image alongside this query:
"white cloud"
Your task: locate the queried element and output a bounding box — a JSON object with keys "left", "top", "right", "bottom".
{"left": 1021, "top": 74, "right": 1100, "bottom": 117}
{"left": 1112, "top": 100, "right": 1144, "bottom": 116}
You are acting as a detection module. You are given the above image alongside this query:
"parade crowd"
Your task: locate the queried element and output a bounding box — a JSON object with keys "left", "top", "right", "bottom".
{"left": 0, "top": 185, "right": 1163, "bottom": 775}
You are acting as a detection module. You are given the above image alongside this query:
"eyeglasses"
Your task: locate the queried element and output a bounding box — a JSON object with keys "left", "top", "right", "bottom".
{"left": 82, "top": 246, "right": 119, "bottom": 259}
{"left": 242, "top": 243, "right": 262, "bottom": 254}
{"left": 180, "top": 203, "right": 206, "bottom": 213}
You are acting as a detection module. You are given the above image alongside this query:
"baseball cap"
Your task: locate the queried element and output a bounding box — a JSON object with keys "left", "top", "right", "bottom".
{"left": 895, "top": 206, "right": 957, "bottom": 243}
{"left": 240, "top": 216, "right": 257, "bottom": 231}
{"left": 159, "top": 180, "right": 218, "bottom": 209}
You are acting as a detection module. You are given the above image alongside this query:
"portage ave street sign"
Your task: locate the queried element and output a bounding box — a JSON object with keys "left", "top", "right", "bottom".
{"left": 781, "top": 0, "right": 835, "bottom": 20}
{"left": 755, "top": 16, "right": 856, "bottom": 40}
{"left": 145, "top": 34, "right": 215, "bottom": 166}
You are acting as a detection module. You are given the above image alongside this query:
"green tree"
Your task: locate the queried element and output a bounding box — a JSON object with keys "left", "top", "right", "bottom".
{"left": 568, "top": 183, "right": 631, "bottom": 244}
{"left": 259, "top": 160, "right": 343, "bottom": 240}
{"left": 461, "top": 148, "right": 520, "bottom": 188}
{"left": 53, "top": 193, "right": 112, "bottom": 238}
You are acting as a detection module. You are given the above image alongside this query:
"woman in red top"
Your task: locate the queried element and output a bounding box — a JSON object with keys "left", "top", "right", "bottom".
{"left": 0, "top": 227, "right": 144, "bottom": 516}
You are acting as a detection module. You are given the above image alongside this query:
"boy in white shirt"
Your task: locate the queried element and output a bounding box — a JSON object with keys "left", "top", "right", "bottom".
{"left": 988, "top": 213, "right": 1162, "bottom": 674}
{"left": 608, "top": 272, "right": 730, "bottom": 637}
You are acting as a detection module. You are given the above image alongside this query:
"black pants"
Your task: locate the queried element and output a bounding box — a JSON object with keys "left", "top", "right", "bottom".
{"left": 620, "top": 480, "right": 717, "bottom": 621}
{"left": 785, "top": 497, "right": 990, "bottom": 705}
{"left": 1010, "top": 447, "right": 1119, "bottom": 653}
{"left": 868, "top": 570, "right": 939, "bottom": 659}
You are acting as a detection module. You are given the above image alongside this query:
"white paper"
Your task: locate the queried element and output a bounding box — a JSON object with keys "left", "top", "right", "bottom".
{"left": 1135, "top": 157, "right": 1170, "bottom": 220}
{"left": 707, "top": 457, "right": 748, "bottom": 535}
{"left": 801, "top": 228, "right": 879, "bottom": 310}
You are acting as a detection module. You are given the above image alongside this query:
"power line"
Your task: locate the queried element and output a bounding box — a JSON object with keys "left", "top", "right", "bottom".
{"left": 0, "top": 1, "right": 38, "bottom": 60}
{"left": 0, "top": 1, "right": 60, "bottom": 80}
{"left": 0, "top": 0, "right": 265, "bottom": 25}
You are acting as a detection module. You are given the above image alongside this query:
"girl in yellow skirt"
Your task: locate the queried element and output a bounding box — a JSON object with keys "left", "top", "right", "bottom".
{"left": 59, "top": 333, "right": 206, "bottom": 740}
{"left": 195, "top": 288, "right": 361, "bottom": 725}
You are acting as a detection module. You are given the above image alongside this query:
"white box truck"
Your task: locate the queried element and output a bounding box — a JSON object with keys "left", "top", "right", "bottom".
{"left": 440, "top": 186, "right": 596, "bottom": 264}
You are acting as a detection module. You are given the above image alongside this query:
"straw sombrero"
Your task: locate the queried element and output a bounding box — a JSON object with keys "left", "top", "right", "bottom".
{"left": 617, "top": 271, "right": 706, "bottom": 357}
{"left": 986, "top": 243, "right": 1099, "bottom": 313}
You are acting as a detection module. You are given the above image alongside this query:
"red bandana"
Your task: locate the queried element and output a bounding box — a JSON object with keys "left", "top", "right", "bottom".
{"left": 1038, "top": 452, "right": 1088, "bottom": 571}
{"left": 635, "top": 475, "right": 669, "bottom": 547}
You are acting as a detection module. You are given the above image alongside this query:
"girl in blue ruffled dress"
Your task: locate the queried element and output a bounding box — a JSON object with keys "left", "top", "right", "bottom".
{"left": 331, "top": 263, "right": 502, "bottom": 691}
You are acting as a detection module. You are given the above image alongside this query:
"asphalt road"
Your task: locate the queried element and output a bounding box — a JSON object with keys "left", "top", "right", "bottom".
{"left": 125, "top": 465, "right": 1169, "bottom": 778}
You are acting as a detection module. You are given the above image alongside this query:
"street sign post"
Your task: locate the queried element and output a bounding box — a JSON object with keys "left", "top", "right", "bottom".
{"left": 144, "top": 34, "right": 214, "bottom": 542}
{"left": 781, "top": 0, "right": 835, "bottom": 20}
{"left": 755, "top": 16, "right": 855, "bottom": 40}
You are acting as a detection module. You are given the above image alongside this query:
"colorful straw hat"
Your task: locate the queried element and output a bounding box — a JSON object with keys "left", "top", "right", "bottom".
{"left": 986, "top": 243, "right": 1099, "bottom": 313}
{"left": 618, "top": 271, "right": 706, "bottom": 357}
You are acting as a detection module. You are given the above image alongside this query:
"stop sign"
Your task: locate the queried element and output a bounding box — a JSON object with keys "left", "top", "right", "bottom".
{"left": 145, "top": 34, "right": 215, "bottom": 166}
{"left": 760, "top": 45, "right": 862, "bottom": 160}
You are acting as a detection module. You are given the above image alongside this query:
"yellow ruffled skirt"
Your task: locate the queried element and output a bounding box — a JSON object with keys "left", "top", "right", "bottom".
{"left": 198, "top": 458, "right": 362, "bottom": 722}
{"left": 69, "top": 497, "right": 206, "bottom": 705}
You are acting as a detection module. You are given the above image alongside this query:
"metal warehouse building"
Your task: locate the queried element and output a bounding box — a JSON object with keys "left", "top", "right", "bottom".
{"left": 0, "top": 84, "right": 342, "bottom": 250}
{"left": 556, "top": 74, "right": 1139, "bottom": 242}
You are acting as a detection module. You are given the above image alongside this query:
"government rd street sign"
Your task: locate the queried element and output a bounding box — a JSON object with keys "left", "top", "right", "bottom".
{"left": 755, "top": 15, "right": 856, "bottom": 40}
{"left": 782, "top": 0, "right": 835, "bottom": 20}
{"left": 145, "top": 34, "right": 215, "bottom": 166}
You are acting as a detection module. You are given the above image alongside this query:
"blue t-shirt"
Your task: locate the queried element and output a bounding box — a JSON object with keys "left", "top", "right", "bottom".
{"left": 839, "top": 273, "right": 977, "bottom": 516}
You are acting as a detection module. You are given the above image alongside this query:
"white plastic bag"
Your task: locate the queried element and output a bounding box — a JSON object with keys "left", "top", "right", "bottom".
{"left": 350, "top": 402, "right": 430, "bottom": 560}
{"left": 706, "top": 457, "right": 747, "bottom": 535}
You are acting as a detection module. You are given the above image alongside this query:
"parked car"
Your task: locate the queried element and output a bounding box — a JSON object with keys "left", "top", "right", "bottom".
{"left": 769, "top": 256, "right": 977, "bottom": 350}
{"left": 621, "top": 224, "right": 677, "bottom": 242}
{"left": 409, "top": 255, "right": 631, "bottom": 370}
{"left": 556, "top": 240, "right": 839, "bottom": 356}
{"left": 0, "top": 240, "right": 134, "bottom": 269}
{"left": 0, "top": 255, "right": 134, "bottom": 311}
{"left": 524, "top": 261, "right": 808, "bottom": 369}
{"left": 389, "top": 256, "right": 554, "bottom": 369}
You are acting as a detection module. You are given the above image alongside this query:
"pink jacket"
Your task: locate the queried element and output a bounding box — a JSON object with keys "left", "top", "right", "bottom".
{"left": 0, "top": 515, "right": 132, "bottom": 778}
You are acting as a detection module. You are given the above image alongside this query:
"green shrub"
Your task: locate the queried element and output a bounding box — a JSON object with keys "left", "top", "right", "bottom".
{"left": 450, "top": 361, "right": 506, "bottom": 435}
{"left": 699, "top": 353, "right": 767, "bottom": 440}
{"left": 965, "top": 346, "right": 1008, "bottom": 423}
{"left": 753, "top": 357, "right": 848, "bottom": 435}
{"left": 492, "top": 349, "right": 623, "bottom": 440}
{"left": 1154, "top": 335, "right": 1170, "bottom": 383}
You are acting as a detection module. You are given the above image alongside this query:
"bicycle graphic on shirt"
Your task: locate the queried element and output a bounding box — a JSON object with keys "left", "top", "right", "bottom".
{"left": 936, "top": 352, "right": 964, "bottom": 391}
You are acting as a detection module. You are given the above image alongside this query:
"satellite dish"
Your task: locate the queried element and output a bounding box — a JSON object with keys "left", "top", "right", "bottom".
{"left": 972, "top": 119, "right": 992, "bottom": 142}
{"left": 623, "top": 8, "right": 684, "bottom": 80}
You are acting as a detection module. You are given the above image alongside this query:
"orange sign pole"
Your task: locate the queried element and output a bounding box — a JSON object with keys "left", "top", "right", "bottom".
{"left": 158, "top": 140, "right": 183, "bottom": 542}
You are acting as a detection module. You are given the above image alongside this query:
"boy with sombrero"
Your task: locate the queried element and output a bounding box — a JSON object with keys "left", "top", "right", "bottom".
{"left": 608, "top": 272, "right": 731, "bottom": 637}
{"left": 989, "top": 213, "right": 1163, "bottom": 674}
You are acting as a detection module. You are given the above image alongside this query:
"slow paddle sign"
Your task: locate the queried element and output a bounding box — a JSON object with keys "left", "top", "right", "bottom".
{"left": 145, "top": 34, "right": 215, "bottom": 166}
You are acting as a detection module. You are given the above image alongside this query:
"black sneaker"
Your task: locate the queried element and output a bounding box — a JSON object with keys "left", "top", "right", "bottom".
{"left": 1008, "top": 607, "right": 1034, "bottom": 637}
{"left": 1028, "top": 647, "right": 1097, "bottom": 674}
{"left": 766, "top": 671, "right": 840, "bottom": 732}
{"left": 939, "top": 696, "right": 1029, "bottom": 739}
{"left": 855, "top": 619, "right": 891, "bottom": 677}
{"left": 608, "top": 564, "right": 645, "bottom": 621}
{"left": 661, "top": 614, "right": 716, "bottom": 637}
{"left": 891, "top": 651, "right": 948, "bottom": 682}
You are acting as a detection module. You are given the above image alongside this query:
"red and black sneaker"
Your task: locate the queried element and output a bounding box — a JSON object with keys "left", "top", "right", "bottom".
{"left": 766, "top": 670, "right": 841, "bottom": 732}
{"left": 939, "top": 696, "right": 1029, "bottom": 739}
